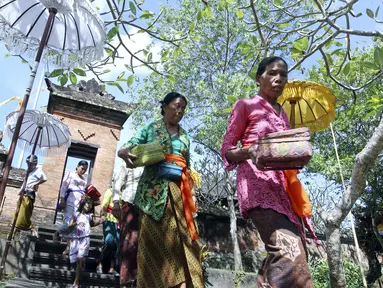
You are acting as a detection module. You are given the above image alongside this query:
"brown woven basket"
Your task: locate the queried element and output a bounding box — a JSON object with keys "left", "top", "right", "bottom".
{"left": 250, "top": 127, "right": 312, "bottom": 170}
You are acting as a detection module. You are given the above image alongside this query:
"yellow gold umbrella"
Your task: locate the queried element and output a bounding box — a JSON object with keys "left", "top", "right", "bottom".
{"left": 278, "top": 80, "right": 367, "bottom": 287}
{"left": 278, "top": 80, "right": 336, "bottom": 132}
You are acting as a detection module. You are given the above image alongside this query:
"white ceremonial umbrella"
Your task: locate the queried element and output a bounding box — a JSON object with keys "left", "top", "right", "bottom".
{"left": 0, "top": 110, "right": 72, "bottom": 275}
{"left": 5, "top": 110, "right": 72, "bottom": 156}
{"left": 0, "top": 0, "right": 105, "bottom": 275}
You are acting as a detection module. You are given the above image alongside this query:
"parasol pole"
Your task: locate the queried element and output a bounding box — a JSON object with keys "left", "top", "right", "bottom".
{"left": 17, "top": 67, "right": 45, "bottom": 169}
{"left": 289, "top": 100, "right": 296, "bottom": 128}
{"left": 0, "top": 8, "right": 57, "bottom": 216}
{"left": 330, "top": 123, "right": 367, "bottom": 287}
{"left": 0, "top": 127, "right": 42, "bottom": 277}
{"left": 0, "top": 8, "right": 57, "bottom": 277}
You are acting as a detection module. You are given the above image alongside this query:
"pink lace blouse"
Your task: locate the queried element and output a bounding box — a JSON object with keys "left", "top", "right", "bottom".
{"left": 221, "top": 95, "right": 300, "bottom": 228}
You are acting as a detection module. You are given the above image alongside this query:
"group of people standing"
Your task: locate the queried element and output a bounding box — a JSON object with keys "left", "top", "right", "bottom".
{"left": 14, "top": 56, "right": 315, "bottom": 288}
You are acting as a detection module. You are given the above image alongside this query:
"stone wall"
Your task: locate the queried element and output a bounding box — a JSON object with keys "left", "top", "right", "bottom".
{"left": 0, "top": 169, "right": 25, "bottom": 226}
{"left": 197, "top": 203, "right": 367, "bottom": 273}
{"left": 197, "top": 205, "right": 262, "bottom": 272}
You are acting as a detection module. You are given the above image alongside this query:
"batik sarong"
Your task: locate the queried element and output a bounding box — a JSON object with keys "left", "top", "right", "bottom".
{"left": 136, "top": 182, "right": 203, "bottom": 288}
{"left": 248, "top": 207, "right": 314, "bottom": 288}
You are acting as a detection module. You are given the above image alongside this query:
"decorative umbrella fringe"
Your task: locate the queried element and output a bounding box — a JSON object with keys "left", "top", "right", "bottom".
{"left": 4, "top": 110, "right": 72, "bottom": 156}
{"left": 0, "top": 18, "right": 104, "bottom": 68}
{"left": 74, "top": 0, "right": 106, "bottom": 33}
{"left": 15, "top": 139, "right": 70, "bottom": 156}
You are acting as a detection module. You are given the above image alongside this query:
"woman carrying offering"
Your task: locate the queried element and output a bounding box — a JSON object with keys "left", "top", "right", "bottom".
{"left": 221, "top": 56, "right": 314, "bottom": 288}
{"left": 118, "top": 92, "right": 203, "bottom": 288}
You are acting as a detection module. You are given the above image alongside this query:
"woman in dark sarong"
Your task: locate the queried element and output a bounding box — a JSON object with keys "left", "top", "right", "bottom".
{"left": 118, "top": 92, "right": 203, "bottom": 288}
{"left": 221, "top": 57, "right": 314, "bottom": 288}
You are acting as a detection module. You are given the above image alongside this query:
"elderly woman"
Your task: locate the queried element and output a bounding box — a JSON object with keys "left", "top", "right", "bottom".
{"left": 118, "top": 92, "right": 203, "bottom": 288}
{"left": 221, "top": 56, "right": 314, "bottom": 288}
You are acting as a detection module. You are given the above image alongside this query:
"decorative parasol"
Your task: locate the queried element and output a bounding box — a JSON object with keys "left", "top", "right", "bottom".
{"left": 4, "top": 110, "right": 71, "bottom": 156}
{"left": 278, "top": 80, "right": 336, "bottom": 132}
{"left": 0, "top": 0, "right": 105, "bottom": 219}
{"left": 0, "top": 110, "right": 72, "bottom": 275}
{"left": 278, "top": 80, "right": 367, "bottom": 287}
{"left": 0, "top": 0, "right": 104, "bottom": 276}
{"left": 0, "top": 0, "right": 105, "bottom": 68}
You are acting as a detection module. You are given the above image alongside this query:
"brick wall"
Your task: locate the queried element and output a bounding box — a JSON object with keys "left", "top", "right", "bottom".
{"left": 37, "top": 114, "right": 121, "bottom": 219}
{"left": 1, "top": 186, "right": 21, "bottom": 224}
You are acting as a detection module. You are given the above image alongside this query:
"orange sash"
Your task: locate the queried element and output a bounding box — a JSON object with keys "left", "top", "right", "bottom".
{"left": 283, "top": 170, "right": 312, "bottom": 217}
{"left": 165, "top": 154, "right": 199, "bottom": 240}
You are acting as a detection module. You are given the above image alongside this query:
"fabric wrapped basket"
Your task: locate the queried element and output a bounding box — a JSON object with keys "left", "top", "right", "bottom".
{"left": 250, "top": 127, "right": 312, "bottom": 170}
{"left": 131, "top": 141, "right": 166, "bottom": 167}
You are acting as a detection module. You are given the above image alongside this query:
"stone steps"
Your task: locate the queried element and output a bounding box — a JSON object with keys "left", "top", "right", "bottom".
{"left": 28, "top": 267, "right": 120, "bottom": 287}
{"left": 5, "top": 277, "right": 49, "bottom": 288}
{"left": 23, "top": 226, "right": 120, "bottom": 287}
{"left": 37, "top": 231, "right": 104, "bottom": 248}
{"left": 32, "top": 251, "right": 99, "bottom": 271}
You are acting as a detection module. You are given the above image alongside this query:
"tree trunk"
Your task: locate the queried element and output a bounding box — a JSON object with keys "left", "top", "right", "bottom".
{"left": 323, "top": 117, "right": 383, "bottom": 287}
{"left": 325, "top": 220, "right": 347, "bottom": 287}
{"left": 225, "top": 171, "right": 243, "bottom": 271}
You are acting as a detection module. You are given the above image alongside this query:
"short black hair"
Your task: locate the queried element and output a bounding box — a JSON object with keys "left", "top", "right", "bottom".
{"left": 160, "top": 92, "right": 188, "bottom": 116}
{"left": 77, "top": 160, "right": 88, "bottom": 167}
{"left": 26, "top": 155, "right": 38, "bottom": 164}
{"left": 256, "top": 56, "right": 288, "bottom": 77}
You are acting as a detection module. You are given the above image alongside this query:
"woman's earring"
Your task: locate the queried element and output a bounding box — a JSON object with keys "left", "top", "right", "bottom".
{"left": 256, "top": 82, "right": 260, "bottom": 86}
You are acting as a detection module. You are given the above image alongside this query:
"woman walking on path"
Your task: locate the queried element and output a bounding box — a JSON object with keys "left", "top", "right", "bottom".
{"left": 53, "top": 160, "right": 88, "bottom": 247}
{"left": 221, "top": 56, "right": 314, "bottom": 288}
{"left": 118, "top": 92, "right": 203, "bottom": 288}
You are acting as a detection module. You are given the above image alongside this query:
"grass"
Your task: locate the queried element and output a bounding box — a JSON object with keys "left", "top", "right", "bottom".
{"left": 0, "top": 273, "right": 16, "bottom": 288}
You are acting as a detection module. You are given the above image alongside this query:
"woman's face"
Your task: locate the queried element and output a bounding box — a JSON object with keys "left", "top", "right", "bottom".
{"left": 163, "top": 97, "right": 187, "bottom": 124}
{"left": 76, "top": 164, "right": 88, "bottom": 175}
{"left": 256, "top": 60, "right": 288, "bottom": 102}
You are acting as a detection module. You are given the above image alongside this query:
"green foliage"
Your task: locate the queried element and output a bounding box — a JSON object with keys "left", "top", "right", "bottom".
{"left": 49, "top": 69, "right": 64, "bottom": 77}
{"left": 73, "top": 68, "right": 86, "bottom": 77}
{"left": 107, "top": 26, "right": 119, "bottom": 41}
{"left": 48, "top": 67, "right": 87, "bottom": 87}
{"left": 234, "top": 270, "right": 246, "bottom": 288}
{"left": 309, "top": 258, "right": 363, "bottom": 288}
{"left": 133, "top": 0, "right": 261, "bottom": 150}
{"left": 306, "top": 45, "right": 383, "bottom": 183}
{"left": 0, "top": 273, "right": 16, "bottom": 288}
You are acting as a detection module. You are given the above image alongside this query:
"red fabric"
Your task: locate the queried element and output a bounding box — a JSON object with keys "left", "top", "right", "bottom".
{"left": 85, "top": 184, "right": 101, "bottom": 200}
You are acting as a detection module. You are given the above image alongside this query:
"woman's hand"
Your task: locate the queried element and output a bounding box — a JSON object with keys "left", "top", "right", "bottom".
{"left": 118, "top": 146, "right": 138, "bottom": 169}
{"left": 248, "top": 143, "right": 265, "bottom": 170}
{"left": 225, "top": 147, "right": 250, "bottom": 164}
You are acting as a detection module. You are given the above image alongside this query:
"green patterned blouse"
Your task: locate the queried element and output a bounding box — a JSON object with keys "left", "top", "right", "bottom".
{"left": 124, "top": 119, "right": 190, "bottom": 220}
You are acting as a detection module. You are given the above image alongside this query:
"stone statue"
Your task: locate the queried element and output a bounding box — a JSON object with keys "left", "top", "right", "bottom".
{"left": 68, "top": 78, "right": 115, "bottom": 100}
